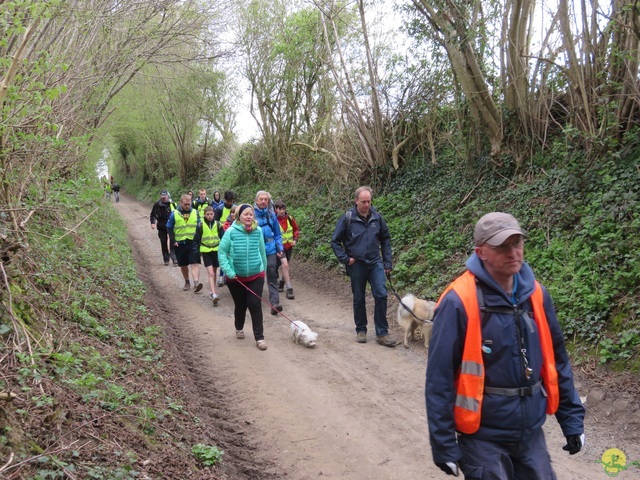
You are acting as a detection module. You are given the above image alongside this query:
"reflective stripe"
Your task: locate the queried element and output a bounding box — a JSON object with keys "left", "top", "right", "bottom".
{"left": 455, "top": 395, "right": 480, "bottom": 412}
{"left": 460, "top": 361, "right": 483, "bottom": 377}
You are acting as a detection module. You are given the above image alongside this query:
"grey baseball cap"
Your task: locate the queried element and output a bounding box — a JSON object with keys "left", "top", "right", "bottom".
{"left": 160, "top": 190, "right": 168, "bottom": 196}
{"left": 474, "top": 212, "right": 527, "bottom": 246}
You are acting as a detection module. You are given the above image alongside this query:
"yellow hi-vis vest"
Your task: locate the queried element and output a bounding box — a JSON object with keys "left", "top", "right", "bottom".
{"left": 194, "top": 199, "right": 209, "bottom": 215}
{"left": 220, "top": 205, "right": 232, "bottom": 222}
{"left": 437, "top": 270, "right": 559, "bottom": 434}
{"left": 279, "top": 217, "right": 294, "bottom": 244}
{"left": 173, "top": 209, "right": 198, "bottom": 242}
{"left": 200, "top": 221, "right": 221, "bottom": 253}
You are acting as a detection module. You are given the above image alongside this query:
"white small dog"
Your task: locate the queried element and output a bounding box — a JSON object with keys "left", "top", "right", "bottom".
{"left": 291, "top": 320, "right": 318, "bottom": 348}
{"left": 396, "top": 294, "right": 436, "bottom": 348}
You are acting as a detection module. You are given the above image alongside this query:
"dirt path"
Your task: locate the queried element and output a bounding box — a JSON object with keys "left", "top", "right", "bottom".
{"left": 116, "top": 195, "right": 639, "bottom": 480}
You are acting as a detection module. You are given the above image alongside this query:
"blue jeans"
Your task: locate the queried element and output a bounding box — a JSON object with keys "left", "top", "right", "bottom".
{"left": 346, "top": 261, "right": 389, "bottom": 336}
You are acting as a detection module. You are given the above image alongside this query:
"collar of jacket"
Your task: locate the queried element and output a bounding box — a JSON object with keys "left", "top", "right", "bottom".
{"left": 465, "top": 252, "right": 536, "bottom": 301}
{"left": 232, "top": 219, "right": 258, "bottom": 232}
{"left": 351, "top": 205, "right": 380, "bottom": 222}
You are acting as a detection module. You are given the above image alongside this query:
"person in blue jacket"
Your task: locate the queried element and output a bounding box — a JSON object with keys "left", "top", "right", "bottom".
{"left": 330, "top": 186, "right": 396, "bottom": 347}
{"left": 211, "top": 190, "right": 223, "bottom": 210}
{"left": 254, "top": 190, "right": 286, "bottom": 315}
{"left": 426, "top": 212, "right": 585, "bottom": 479}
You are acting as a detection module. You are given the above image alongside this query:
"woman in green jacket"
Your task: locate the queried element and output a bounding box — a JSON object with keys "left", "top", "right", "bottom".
{"left": 218, "top": 204, "right": 268, "bottom": 350}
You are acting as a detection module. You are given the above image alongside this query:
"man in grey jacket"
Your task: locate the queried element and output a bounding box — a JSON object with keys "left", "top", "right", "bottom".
{"left": 331, "top": 186, "right": 395, "bottom": 347}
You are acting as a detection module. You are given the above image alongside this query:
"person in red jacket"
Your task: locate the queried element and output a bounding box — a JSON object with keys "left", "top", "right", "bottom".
{"left": 274, "top": 200, "right": 299, "bottom": 300}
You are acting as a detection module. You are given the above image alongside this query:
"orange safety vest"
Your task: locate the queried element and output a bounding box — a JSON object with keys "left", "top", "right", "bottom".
{"left": 437, "top": 271, "right": 559, "bottom": 434}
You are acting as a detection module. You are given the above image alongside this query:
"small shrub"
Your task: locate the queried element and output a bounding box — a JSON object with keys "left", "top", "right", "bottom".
{"left": 191, "top": 443, "right": 224, "bottom": 466}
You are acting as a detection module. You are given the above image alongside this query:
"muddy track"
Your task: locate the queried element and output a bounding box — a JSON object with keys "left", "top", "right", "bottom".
{"left": 117, "top": 194, "right": 639, "bottom": 479}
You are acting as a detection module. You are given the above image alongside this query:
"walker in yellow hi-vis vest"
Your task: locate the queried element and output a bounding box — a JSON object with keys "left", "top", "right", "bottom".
{"left": 173, "top": 209, "right": 198, "bottom": 242}
{"left": 200, "top": 222, "right": 221, "bottom": 253}
{"left": 279, "top": 217, "right": 294, "bottom": 245}
{"left": 437, "top": 271, "right": 559, "bottom": 434}
{"left": 220, "top": 205, "right": 232, "bottom": 223}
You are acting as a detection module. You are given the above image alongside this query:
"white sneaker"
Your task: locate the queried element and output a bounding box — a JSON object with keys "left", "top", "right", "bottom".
{"left": 211, "top": 294, "right": 220, "bottom": 306}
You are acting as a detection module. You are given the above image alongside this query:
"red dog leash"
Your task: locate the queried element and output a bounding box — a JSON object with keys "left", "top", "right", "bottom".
{"left": 235, "top": 278, "right": 301, "bottom": 329}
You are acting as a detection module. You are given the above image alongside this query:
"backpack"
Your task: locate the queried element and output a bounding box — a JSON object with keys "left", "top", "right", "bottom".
{"left": 345, "top": 210, "right": 352, "bottom": 227}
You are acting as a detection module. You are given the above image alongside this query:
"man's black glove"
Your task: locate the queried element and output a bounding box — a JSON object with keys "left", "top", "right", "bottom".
{"left": 562, "top": 434, "right": 585, "bottom": 454}
{"left": 435, "top": 462, "right": 459, "bottom": 476}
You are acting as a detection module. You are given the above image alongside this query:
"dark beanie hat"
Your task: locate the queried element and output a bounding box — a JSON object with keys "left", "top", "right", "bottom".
{"left": 236, "top": 203, "right": 252, "bottom": 217}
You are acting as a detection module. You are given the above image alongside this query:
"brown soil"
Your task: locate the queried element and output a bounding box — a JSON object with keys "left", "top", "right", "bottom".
{"left": 117, "top": 195, "right": 640, "bottom": 479}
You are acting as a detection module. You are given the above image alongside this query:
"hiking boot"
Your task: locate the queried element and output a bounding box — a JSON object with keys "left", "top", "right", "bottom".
{"left": 286, "top": 287, "right": 294, "bottom": 300}
{"left": 278, "top": 280, "right": 285, "bottom": 292}
{"left": 271, "top": 304, "right": 283, "bottom": 315}
{"left": 211, "top": 294, "right": 220, "bottom": 306}
{"left": 183, "top": 281, "right": 190, "bottom": 291}
{"left": 356, "top": 332, "right": 367, "bottom": 343}
{"left": 193, "top": 282, "right": 203, "bottom": 293}
{"left": 164, "top": 261, "right": 170, "bottom": 266}
{"left": 173, "top": 260, "right": 178, "bottom": 266}
{"left": 375, "top": 335, "right": 397, "bottom": 348}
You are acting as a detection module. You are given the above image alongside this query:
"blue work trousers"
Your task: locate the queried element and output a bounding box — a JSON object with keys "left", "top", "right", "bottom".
{"left": 346, "top": 260, "right": 389, "bottom": 336}
{"left": 459, "top": 428, "right": 557, "bottom": 479}
{"left": 266, "top": 253, "right": 280, "bottom": 306}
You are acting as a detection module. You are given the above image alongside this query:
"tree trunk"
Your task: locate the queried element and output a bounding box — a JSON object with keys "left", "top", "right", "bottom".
{"left": 412, "top": 0, "right": 504, "bottom": 156}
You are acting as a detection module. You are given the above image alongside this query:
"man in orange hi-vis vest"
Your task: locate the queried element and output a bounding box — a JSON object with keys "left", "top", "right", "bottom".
{"left": 426, "top": 212, "right": 585, "bottom": 479}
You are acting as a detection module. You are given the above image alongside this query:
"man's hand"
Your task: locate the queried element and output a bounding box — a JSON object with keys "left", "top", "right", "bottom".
{"left": 562, "top": 434, "right": 585, "bottom": 455}
{"left": 347, "top": 258, "right": 356, "bottom": 265}
{"left": 151, "top": 224, "right": 156, "bottom": 230}
{"left": 435, "top": 462, "right": 459, "bottom": 476}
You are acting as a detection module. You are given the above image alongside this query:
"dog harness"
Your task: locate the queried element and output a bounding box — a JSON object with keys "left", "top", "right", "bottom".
{"left": 437, "top": 270, "right": 559, "bottom": 434}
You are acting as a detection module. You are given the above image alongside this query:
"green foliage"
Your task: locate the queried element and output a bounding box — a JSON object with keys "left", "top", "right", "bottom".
{"left": 224, "top": 142, "right": 640, "bottom": 369}
{"left": 191, "top": 444, "right": 224, "bottom": 466}
{"left": 1, "top": 177, "right": 210, "bottom": 477}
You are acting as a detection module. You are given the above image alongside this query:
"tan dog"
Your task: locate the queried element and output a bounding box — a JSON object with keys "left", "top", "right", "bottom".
{"left": 396, "top": 294, "right": 436, "bottom": 348}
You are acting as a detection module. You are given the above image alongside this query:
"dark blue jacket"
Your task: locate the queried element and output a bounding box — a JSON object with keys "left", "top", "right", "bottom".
{"left": 331, "top": 206, "right": 392, "bottom": 270}
{"left": 425, "top": 253, "right": 585, "bottom": 464}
